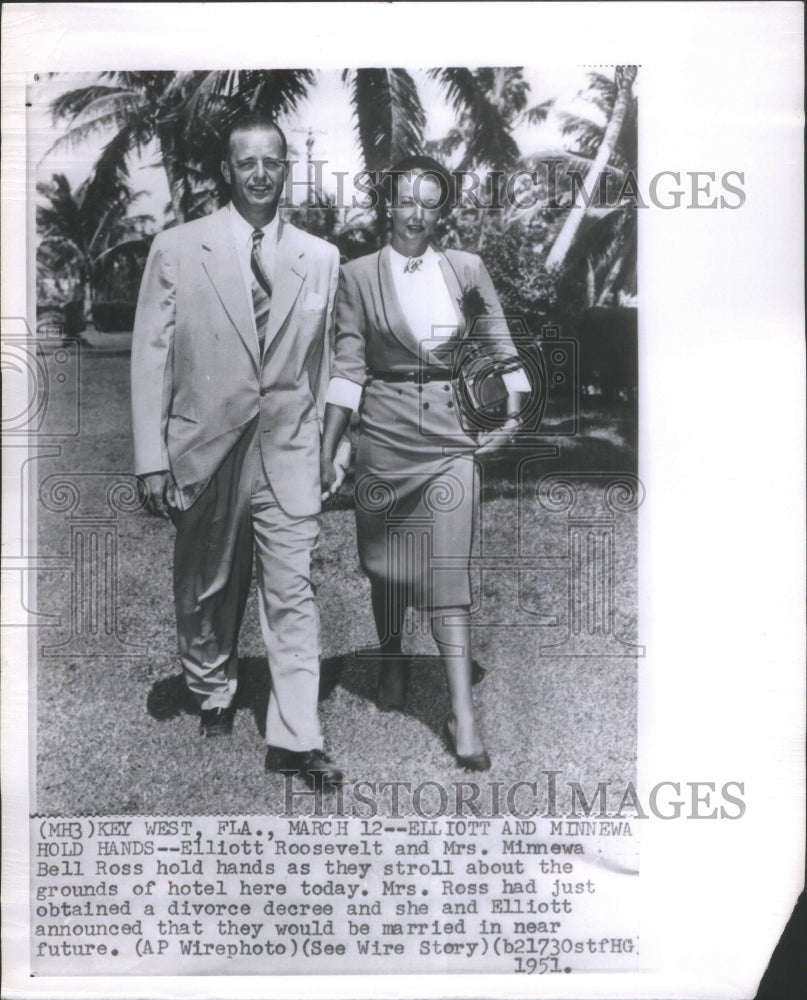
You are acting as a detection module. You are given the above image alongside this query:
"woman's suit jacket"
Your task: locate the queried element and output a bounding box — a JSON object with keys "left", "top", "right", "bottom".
{"left": 332, "top": 244, "right": 518, "bottom": 390}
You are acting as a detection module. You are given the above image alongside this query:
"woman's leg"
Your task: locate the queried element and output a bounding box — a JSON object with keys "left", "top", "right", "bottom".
{"left": 431, "top": 607, "right": 486, "bottom": 758}
{"left": 371, "top": 578, "right": 404, "bottom": 654}
{"left": 371, "top": 579, "right": 410, "bottom": 709}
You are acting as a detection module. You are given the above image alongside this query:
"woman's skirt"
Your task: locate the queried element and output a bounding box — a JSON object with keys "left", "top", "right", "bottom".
{"left": 354, "top": 378, "right": 479, "bottom": 609}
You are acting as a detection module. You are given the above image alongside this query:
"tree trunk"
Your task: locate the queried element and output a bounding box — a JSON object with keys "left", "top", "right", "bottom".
{"left": 163, "top": 160, "right": 187, "bottom": 226}
{"left": 585, "top": 257, "right": 596, "bottom": 307}
{"left": 596, "top": 254, "right": 624, "bottom": 307}
{"left": 157, "top": 129, "right": 188, "bottom": 225}
{"left": 545, "top": 66, "right": 636, "bottom": 272}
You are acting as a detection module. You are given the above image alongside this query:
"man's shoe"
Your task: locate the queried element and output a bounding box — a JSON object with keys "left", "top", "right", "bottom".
{"left": 266, "top": 747, "right": 344, "bottom": 791}
{"left": 199, "top": 705, "right": 235, "bottom": 737}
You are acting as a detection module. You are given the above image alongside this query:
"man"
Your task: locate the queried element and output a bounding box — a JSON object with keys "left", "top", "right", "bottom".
{"left": 131, "top": 114, "right": 344, "bottom": 790}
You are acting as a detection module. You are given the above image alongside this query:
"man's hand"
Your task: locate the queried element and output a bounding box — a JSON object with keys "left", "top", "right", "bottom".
{"left": 475, "top": 418, "right": 521, "bottom": 456}
{"left": 140, "top": 471, "right": 172, "bottom": 518}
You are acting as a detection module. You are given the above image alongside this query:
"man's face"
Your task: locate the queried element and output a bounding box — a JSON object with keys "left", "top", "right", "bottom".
{"left": 221, "top": 126, "right": 287, "bottom": 223}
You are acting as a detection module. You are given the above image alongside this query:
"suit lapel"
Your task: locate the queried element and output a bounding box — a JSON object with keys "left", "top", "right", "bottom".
{"left": 264, "top": 221, "right": 306, "bottom": 349}
{"left": 200, "top": 209, "right": 260, "bottom": 373}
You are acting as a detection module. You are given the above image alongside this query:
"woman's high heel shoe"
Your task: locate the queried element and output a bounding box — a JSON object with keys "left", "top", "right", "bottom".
{"left": 443, "top": 717, "right": 491, "bottom": 772}
{"left": 376, "top": 656, "right": 410, "bottom": 712}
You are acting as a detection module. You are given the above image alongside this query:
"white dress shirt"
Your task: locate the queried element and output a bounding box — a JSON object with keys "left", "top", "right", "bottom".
{"left": 228, "top": 203, "right": 280, "bottom": 339}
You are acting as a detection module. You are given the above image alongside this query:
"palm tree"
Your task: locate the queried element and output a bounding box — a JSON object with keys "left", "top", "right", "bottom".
{"left": 544, "top": 66, "right": 638, "bottom": 275}
{"left": 47, "top": 68, "right": 522, "bottom": 227}
{"left": 36, "top": 168, "right": 154, "bottom": 331}
{"left": 47, "top": 70, "right": 316, "bottom": 224}
{"left": 425, "top": 67, "right": 524, "bottom": 171}
{"left": 425, "top": 68, "right": 542, "bottom": 250}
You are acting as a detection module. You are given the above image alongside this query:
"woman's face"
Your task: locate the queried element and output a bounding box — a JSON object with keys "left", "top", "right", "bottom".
{"left": 389, "top": 171, "right": 444, "bottom": 257}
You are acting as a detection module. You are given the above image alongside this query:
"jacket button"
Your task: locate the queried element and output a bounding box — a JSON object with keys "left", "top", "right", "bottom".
{"left": 422, "top": 401, "right": 430, "bottom": 410}
{"left": 260, "top": 386, "right": 270, "bottom": 396}
{"left": 447, "top": 400, "right": 454, "bottom": 408}
{"left": 443, "top": 384, "right": 450, "bottom": 391}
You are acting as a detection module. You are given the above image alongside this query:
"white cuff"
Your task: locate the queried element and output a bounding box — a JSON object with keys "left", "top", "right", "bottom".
{"left": 326, "top": 376, "right": 363, "bottom": 411}
{"left": 502, "top": 367, "right": 531, "bottom": 393}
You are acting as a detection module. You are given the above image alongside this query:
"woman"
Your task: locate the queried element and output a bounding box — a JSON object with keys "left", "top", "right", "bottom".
{"left": 320, "top": 156, "right": 529, "bottom": 771}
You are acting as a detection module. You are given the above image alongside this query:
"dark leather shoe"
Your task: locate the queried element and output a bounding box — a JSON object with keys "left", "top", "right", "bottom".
{"left": 199, "top": 705, "right": 235, "bottom": 737}
{"left": 266, "top": 747, "right": 344, "bottom": 791}
{"left": 443, "top": 717, "right": 491, "bottom": 772}
{"left": 376, "top": 656, "right": 411, "bottom": 711}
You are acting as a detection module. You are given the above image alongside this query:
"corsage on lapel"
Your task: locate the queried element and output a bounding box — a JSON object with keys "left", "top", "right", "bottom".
{"left": 458, "top": 284, "right": 489, "bottom": 323}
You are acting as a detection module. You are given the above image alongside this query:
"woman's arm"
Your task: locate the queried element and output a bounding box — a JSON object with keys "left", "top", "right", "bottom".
{"left": 320, "top": 402, "right": 353, "bottom": 499}
{"left": 320, "top": 265, "right": 367, "bottom": 497}
{"left": 470, "top": 255, "right": 530, "bottom": 452}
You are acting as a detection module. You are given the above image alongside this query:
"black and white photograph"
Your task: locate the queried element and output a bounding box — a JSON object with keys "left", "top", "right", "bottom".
{"left": 2, "top": 2, "right": 804, "bottom": 998}
{"left": 30, "top": 60, "right": 640, "bottom": 814}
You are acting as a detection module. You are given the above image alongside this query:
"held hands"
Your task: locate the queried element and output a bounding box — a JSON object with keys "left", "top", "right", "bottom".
{"left": 475, "top": 417, "right": 521, "bottom": 455}
{"left": 320, "top": 439, "right": 351, "bottom": 502}
{"left": 140, "top": 471, "right": 175, "bottom": 518}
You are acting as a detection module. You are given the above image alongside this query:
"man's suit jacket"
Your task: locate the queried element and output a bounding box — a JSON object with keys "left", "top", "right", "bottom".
{"left": 131, "top": 207, "right": 339, "bottom": 515}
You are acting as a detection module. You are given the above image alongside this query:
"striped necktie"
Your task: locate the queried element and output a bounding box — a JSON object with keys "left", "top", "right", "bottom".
{"left": 251, "top": 230, "right": 272, "bottom": 350}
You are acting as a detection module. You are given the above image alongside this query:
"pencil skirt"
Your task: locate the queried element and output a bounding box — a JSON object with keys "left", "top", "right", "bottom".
{"left": 353, "top": 378, "right": 479, "bottom": 609}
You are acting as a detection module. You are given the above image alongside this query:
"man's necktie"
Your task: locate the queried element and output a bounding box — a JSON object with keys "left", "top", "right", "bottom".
{"left": 251, "top": 230, "right": 272, "bottom": 350}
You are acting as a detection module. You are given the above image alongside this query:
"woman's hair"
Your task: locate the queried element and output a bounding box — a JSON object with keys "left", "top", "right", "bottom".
{"left": 379, "top": 154, "right": 456, "bottom": 218}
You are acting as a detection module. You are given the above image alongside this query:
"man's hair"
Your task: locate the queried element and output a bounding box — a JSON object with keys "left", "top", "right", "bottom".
{"left": 221, "top": 114, "right": 288, "bottom": 162}
{"left": 379, "top": 154, "right": 456, "bottom": 218}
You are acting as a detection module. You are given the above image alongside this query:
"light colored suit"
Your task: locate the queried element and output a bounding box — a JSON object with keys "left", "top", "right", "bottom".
{"left": 131, "top": 207, "right": 339, "bottom": 749}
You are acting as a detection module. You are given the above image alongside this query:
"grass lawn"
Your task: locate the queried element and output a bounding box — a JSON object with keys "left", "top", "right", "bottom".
{"left": 35, "top": 351, "right": 638, "bottom": 816}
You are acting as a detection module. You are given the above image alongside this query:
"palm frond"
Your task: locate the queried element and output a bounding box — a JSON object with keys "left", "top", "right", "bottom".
{"left": 242, "top": 69, "right": 315, "bottom": 117}
{"left": 49, "top": 84, "right": 127, "bottom": 121}
{"left": 582, "top": 72, "right": 617, "bottom": 117}
{"left": 428, "top": 67, "right": 520, "bottom": 170}
{"left": 556, "top": 110, "right": 604, "bottom": 149}
{"left": 36, "top": 175, "right": 84, "bottom": 243}
{"left": 44, "top": 106, "right": 146, "bottom": 162}
{"left": 348, "top": 68, "right": 425, "bottom": 171}
{"left": 92, "top": 236, "right": 151, "bottom": 264}
{"left": 424, "top": 128, "right": 465, "bottom": 160}
{"left": 523, "top": 99, "right": 553, "bottom": 126}
{"left": 50, "top": 87, "right": 146, "bottom": 128}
